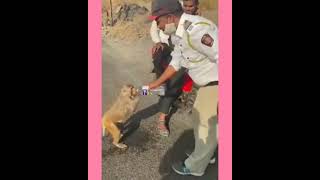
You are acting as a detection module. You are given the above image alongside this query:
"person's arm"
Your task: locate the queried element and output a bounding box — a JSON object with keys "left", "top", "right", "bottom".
{"left": 188, "top": 22, "right": 219, "bottom": 63}
{"left": 147, "top": 37, "right": 184, "bottom": 89}
{"left": 148, "top": 44, "right": 183, "bottom": 89}
{"left": 150, "top": 20, "right": 165, "bottom": 55}
{"left": 150, "top": 20, "right": 161, "bottom": 43}
{"left": 148, "top": 65, "right": 177, "bottom": 89}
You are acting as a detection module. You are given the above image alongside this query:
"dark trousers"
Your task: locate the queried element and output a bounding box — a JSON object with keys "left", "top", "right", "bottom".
{"left": 152, "top": 43, "right": 186, "bottom": 114}
{"left": 158, "top": 68, "right": 186, "bottom": 114}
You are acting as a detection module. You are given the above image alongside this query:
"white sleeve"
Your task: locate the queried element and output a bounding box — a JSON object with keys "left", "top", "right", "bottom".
{"left": 150, "top": 20, "right": 161, "bottom": 44}
{"left": 169, "top": 44, "right": 183, "bottom": 71}
{"left": 188, "top": 23, "right": 219, "bottom": 63}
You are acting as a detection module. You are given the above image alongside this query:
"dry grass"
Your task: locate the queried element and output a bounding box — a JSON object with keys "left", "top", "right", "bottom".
{"left": 102, "top": 0, "right": 218, "bottom": 42}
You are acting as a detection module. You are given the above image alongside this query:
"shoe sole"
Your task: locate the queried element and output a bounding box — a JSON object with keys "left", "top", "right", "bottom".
{"left": 185, "top": 152, "right": 216, "bottom": 164}
{"left": 171, "top": 165, "right": 204, "bottom": 176}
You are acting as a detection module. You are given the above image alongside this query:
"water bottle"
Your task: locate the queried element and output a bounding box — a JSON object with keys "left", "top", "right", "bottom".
{"left": 140, "top": 85, "right": 166, "bottom": 96}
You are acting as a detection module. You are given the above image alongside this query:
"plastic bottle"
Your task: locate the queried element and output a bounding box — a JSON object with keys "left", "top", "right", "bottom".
{"left": 139, "top": 85, "right": 166, "bottom": 96}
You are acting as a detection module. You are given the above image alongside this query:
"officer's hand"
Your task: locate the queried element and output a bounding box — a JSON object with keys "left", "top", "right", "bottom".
{"left": 147, "top": 81, "right": 158, "bottom": 90}
{"left": 152, "top": 42, "right": 164, "bottom": 55}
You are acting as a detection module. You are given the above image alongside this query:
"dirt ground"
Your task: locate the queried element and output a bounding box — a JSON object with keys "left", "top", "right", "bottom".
{"left": 101, "top": 0, "right": 218, "bottom": 42}
{"left": 102, "top": 39, "right": 218, "bottom": 180}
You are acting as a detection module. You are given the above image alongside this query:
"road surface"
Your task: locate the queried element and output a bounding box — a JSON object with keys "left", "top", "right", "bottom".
{"left": 102, "top": 38, "right": 218, "bottom": 180}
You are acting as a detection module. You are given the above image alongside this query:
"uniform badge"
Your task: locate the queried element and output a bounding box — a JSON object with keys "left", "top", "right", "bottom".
{"left": 201, "top": 34, "right": 214, "bottom": 47}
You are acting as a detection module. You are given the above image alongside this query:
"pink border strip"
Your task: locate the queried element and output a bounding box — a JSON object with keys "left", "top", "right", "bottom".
{"left": 88, "top": 0, "right": 101, "bottom": 179}
{"left": 219, "top": 0, "right": 232, "bottom": 180}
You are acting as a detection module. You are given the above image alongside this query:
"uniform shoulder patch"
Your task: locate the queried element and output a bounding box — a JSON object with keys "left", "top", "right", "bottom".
{"left": 201, "top": 34, "right": 214, "bottom": 47}
{"left": 184, "top": 20, "right": 193, "bottom": 31}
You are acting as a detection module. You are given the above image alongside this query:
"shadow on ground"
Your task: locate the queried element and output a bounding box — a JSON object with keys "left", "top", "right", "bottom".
{"left": 158, "top": 130, "right": 218, "bottom": 180}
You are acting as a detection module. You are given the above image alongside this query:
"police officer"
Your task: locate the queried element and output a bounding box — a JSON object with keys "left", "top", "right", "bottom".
{"left": 146, "top": 0, "right": 218, "bottom": 176}
{"left": 149, "top": 0, "right": 201, "bottom": 137}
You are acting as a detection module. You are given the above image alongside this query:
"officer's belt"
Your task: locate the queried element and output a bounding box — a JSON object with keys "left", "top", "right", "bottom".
{"left": 193, "top": 81, "right": 218, "bottom": 89}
